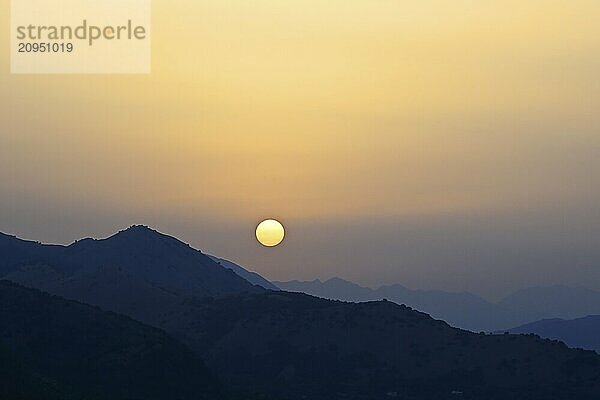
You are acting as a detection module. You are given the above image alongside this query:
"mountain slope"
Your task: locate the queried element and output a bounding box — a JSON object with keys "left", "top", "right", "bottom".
{"left": 166, "top": 290, "right": 600, "bottom": 400}
{"left": 0, "top": 280, "right": 225, "bottom": 400}
{"left": 0, "top": 342, "right": 66, "bottom": 400}
{"left": 506, "top": 315, "right": 600, "bottom": 353}
{"left": 208, "top": 255, "right": 278, "bottom": 290}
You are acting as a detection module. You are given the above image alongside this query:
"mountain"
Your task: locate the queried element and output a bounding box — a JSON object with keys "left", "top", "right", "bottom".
{"left": 505, "top": 315, "right": 600, "bottom": 353}
{"left": 1, "top": 226, "right": 262, "bottom": 325}
{"left": 55, "top": 225, "right": 258, "bottom": 296}
{"left": 4, "top": 227, "right": 600, "bottom": 399}
{"left": 2, "top": 225, "right": 257, "bottom": 297}
{"left": 0, "top": 280, "right": 225, "bottom": 400}
{"left": 275, "top": 278, "right": 516, "bottom": 331}
{"left": 498, "top": 285, "right": 600, "bottom": 323}
{"left": 208, "top": 255, "right": 279, "bottom": 290}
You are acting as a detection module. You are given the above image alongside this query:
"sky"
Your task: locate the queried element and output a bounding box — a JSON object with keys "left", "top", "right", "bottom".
{"left": 1, "top": 1, "right": 599, "bottom": 300}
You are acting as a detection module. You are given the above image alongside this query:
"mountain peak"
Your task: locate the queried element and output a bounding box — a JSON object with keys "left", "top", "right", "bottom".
{"left": 119, "top": 224, "right": 161, "bottom": 236}
{"left": 5, "top": 226, "right": 258, "bottom": 299}
{"left": 106, "top": 225, "right": 189, "bottom": 248}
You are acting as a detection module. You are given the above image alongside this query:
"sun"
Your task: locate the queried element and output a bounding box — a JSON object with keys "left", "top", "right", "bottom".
{"left": 255, "top": 219, "right": 285, "bottom": 247}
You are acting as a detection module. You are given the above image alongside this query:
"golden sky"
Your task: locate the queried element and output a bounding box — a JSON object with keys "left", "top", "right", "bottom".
{"left": 1, "top": 1, "right": 599, "bottom": 297}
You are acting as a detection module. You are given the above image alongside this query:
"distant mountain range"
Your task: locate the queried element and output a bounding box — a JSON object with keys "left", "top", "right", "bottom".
{"left": 275, "top": 278, "right": 509, "bottom": 331}
{"left": 275, "top": 278, "right": 600, "bottom": 332}
{"left": 505, "top": 315, "right": 600, "bottom": 353}
{"left": 2, "top": 226, "right": 600, "bottom": 399}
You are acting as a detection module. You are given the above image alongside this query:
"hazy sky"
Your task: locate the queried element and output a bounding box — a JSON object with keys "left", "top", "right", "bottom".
{"left": 1, "top": 1, "right": 599, "bottom": 300}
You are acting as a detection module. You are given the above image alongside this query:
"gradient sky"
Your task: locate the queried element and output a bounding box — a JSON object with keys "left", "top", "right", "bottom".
{"left": 1, "top": 1, "right": 599, "bottom": 300}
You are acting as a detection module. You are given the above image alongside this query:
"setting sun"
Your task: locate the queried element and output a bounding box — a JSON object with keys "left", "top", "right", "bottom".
{"left": 256, "top": 219, "right": 285, "bottom": 247}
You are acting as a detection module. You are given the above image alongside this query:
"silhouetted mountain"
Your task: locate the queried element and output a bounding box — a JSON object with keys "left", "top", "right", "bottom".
{"left": 4, "top": 228, "right": 600, "bottom": 399}
{"left": 275, "top": 278, "right": 517, "bottom": 331}
{"left": 58, "top": 225, "right": 258, "bottom": 296}
{"left": 0, "top": 280, "right": 224, "bottom": 400}
{"left": 498, "top": 285, "right": 600, "bottom": 323}
{"left": 505, "top": 315, "right": 600, "bottom": 353}
{"left": 2, "top": 226, "right": 262, "bottom": 325}
{"left": 3, "top": 226, "right": 257, "bottom": 297}
{"left": 208, "top": 255, "right": 279, "bottom": 290}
